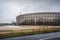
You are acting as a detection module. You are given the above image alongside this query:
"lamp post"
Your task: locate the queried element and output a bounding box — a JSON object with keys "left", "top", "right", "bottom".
{"left": 20, "top": 11, "right": 22, "bottom": 25}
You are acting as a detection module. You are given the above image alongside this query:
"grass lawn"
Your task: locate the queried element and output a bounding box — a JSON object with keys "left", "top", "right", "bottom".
{"left": 0, "top": 25, "right": 60, "bottom": 38}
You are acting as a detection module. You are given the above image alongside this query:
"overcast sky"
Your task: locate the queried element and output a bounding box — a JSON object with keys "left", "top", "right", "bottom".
{"left": 0, "top": 0, "right": 60, "bottom": 23}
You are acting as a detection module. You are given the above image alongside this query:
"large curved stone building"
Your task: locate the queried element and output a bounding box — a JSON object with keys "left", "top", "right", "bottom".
{"left": 16, "top": 12, "right": 60, "bottom": 25}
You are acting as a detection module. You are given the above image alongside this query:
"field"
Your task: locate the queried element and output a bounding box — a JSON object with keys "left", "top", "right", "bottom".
{"left": 0, "top": 25, "right": 60, "bottom": 38}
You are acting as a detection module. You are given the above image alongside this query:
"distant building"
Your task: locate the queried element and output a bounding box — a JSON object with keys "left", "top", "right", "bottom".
{"left": 16, "top": 12, "right": 60, "bottom": 25}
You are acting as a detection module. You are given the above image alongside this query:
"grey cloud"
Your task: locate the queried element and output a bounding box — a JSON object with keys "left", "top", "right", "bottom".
{"left": 0, "top": 0, "right": 60, "bottom": 23}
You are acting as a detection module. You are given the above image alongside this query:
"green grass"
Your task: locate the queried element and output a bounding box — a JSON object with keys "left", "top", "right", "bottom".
{"left": 0, "top": 26, "right": 60, "bottom": 38}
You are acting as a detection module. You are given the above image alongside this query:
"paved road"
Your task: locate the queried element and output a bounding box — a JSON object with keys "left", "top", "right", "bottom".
{"left": 46, "top": 37, "right": 60, "bottom": 40}
{"left": 40, "top": 33, "right": 60, "bottom": 40}
{"left": 0, "top": 32, "right": 60, "bottom": 40}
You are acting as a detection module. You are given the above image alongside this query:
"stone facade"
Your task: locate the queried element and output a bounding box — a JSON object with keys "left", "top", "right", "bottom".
{"left": 16, "top": 12, "right": 60, "bottom": 25}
